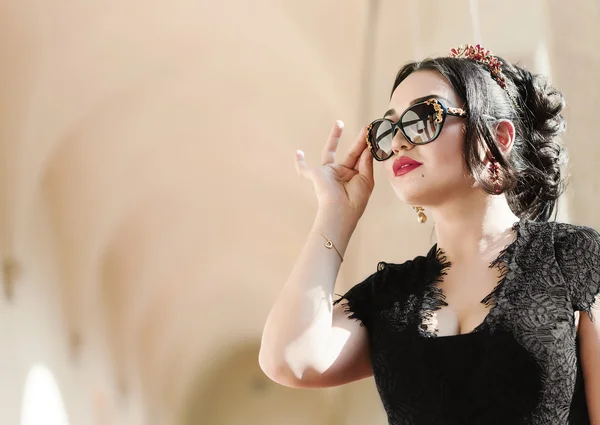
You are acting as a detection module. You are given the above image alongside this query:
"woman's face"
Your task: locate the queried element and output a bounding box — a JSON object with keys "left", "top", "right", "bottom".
{"left": 383, "top": 70, "right": 474, "bottom": 207}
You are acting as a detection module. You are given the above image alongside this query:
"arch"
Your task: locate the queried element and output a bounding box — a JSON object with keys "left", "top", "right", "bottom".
{"left": 179, "top": 341, "right": 340, "bottom": 425}
{"left": 20, "top": 363, "right": 70, "bottom": 425}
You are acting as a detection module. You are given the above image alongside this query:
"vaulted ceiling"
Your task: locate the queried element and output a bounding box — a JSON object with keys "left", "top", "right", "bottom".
{"left": 1, "top": 0, "right": 599, "bottom": 423}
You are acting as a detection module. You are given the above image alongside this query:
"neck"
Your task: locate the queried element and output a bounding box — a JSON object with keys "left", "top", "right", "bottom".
{"left": 428, "top": 192, "right": 520, "bottom": 264}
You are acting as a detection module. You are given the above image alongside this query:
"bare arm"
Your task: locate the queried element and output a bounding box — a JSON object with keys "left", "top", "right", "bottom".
{"left": 259, "top": 122, "right": 374, "bottom": 388}
{"left": 579, "top": 301, "right": 600, "bottom": 424}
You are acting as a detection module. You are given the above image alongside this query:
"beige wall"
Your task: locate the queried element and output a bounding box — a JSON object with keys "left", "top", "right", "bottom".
{"left": 0, "top": 1, "right": 598, "bottom": 424}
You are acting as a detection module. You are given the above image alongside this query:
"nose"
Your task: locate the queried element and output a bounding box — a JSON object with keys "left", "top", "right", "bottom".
{"left": 390, "top": 129, "right": 414, "bottom": 156}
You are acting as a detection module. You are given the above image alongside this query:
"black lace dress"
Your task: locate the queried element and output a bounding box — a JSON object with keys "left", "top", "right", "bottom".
{"left": 334, "top": 219, "right": 600, "bottom": 425}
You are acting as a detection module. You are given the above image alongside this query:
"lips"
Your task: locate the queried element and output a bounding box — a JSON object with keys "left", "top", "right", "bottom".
{"left": 393, "top": 156, "right": 422, "bottom": 176}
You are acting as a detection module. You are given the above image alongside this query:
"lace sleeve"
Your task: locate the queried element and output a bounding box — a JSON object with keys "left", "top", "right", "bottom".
{"left": 555, "top": 224, "right": 600, "bottom": 320}
{"left": 332, "top": 262, "right": 386, "bottom": 328}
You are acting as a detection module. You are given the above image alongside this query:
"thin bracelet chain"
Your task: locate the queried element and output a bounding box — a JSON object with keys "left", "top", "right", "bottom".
{"left": 312, "top": 231, "right": 344, "bottom": 262}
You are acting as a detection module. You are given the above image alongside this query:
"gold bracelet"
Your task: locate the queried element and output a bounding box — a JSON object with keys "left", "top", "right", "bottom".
{"left": 312, "top": 231, "right": 344, "bottom": 262}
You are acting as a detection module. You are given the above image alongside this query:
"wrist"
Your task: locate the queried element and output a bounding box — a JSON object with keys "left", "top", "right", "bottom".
{"left": 312, "top": 209, "right": 359, "bottom": 256}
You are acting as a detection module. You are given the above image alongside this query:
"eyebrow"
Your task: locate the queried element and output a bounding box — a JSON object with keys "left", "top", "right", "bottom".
{"left": 383, "top": 95, "right": 454, "bottom": 118}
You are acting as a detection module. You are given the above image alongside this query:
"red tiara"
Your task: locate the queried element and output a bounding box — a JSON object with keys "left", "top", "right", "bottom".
{"left": 449, "top": 44, "right": 506, "bottom": 87}
{"left": 449, "top": 44, "right": 518, "bottom": 108}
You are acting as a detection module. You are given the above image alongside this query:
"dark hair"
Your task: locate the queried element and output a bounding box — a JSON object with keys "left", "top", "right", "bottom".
{"left": 392, "top": 56, "right": 567, "bottom": 222}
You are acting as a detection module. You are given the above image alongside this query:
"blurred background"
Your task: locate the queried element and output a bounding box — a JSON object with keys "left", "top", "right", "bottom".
{"left": 1, "top": 0, "right": 599, "bottom": 424}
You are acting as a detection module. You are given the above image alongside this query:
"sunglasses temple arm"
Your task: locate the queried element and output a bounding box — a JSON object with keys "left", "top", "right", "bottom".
{"left": 447, "top": 111, "right": 468, "bottom": 118}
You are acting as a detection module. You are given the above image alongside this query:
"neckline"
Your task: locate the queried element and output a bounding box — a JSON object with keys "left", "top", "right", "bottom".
{"left": 420, "top": 218, "right": 526, "bottom": 339}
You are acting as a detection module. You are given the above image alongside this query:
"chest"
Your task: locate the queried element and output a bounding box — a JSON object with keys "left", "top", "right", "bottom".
{"left": 376, "top": 260, "right": 577, "bottom": 344}
{"left": 370, "top": 270, "right": 581, "bottom": 422}
{"left": 427, "top": 264, "right": 504, "bottom": 337}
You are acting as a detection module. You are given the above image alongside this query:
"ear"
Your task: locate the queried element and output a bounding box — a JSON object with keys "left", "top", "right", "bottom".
{"left": 493, "top": 119, "right": 515, "bottom": 155}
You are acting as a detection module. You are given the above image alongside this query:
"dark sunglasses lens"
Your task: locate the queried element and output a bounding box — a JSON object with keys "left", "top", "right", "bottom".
{"left": 369, "top": 120, "right": 395, "bottom": 160}
{"left": 401, "top": 103, "right": 442, "bottom": 144}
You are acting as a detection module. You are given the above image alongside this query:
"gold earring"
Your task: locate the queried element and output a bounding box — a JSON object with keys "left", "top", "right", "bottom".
{"left": 413, "top": 206, "right": 427, "bottom": 223}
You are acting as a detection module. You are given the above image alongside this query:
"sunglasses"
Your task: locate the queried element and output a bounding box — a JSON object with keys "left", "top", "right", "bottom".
{"left": 366, "top": 98, "right": 468, "bottom": 161}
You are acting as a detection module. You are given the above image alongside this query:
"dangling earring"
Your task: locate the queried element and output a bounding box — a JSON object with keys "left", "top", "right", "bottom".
{"left": 488, "top": 157, "right": 501, "bottom": 194}
{"left": 413, "top": 206, "right": 427, "bottom": 223}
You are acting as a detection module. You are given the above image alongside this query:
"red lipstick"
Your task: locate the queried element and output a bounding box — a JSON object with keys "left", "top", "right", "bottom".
{"left": 393, "top": 156, "right": 422, "bottom": 176}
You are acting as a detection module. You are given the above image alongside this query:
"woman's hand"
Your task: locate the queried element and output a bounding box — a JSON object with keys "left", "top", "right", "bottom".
{"left": 295, "top": 121, "right": 375, "bottom": 220}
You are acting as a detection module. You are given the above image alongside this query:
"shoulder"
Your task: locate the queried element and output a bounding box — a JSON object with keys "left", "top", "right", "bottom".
{"left": 552, "top": 221, "right": 600, "bottom": 240}
{"left": 334, "top": 246, "right": 438, "bottom": 326}
{"left": 517, "top": 219, "right": 600, "bottom": 249}
{"left": 369, "top": 244, "right": 448, "bottom": 291}
{"left": 546, "top": 222, "right": 600, "bottom": 314}
{"left": 548, "top": 221, "right": 600, "bottom": 255}
{"left": 548, "top": 223, "right": 600, "bottom": 282}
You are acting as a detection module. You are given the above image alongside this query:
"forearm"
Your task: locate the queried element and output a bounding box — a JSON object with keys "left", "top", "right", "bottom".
{"left": 259, "top": 208, "right": 358, "bottom": 377}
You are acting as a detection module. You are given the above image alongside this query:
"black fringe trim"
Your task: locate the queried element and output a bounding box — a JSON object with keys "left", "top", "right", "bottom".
{"left": 332, "top": 295, "right": 366, "bottom": 327}
{"left": 419, "top": 247, "right": 452, "bottom": 337}
{"left": 483, "top": 221, "right": 522, "bottom": 309}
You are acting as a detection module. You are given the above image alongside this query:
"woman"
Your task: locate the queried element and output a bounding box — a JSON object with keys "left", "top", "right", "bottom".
{"left": 258, "top": 44, "right": 600, "bottom": 424}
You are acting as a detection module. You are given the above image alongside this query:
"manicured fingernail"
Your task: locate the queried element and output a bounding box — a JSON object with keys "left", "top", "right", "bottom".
{"left": 336, "top": 120, "right": 344, "bottom": 129}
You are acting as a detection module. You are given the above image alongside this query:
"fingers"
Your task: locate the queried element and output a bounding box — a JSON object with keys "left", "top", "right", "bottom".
{"left": 295, "top": 150, "right": 309, "bottom": 178}
{"left": 355, "top": 144, "right": 374, "bottom": 180}
{"left": 340, "top": 126, "right": 368, "bottom": 169}
{"left": 297, "top": 122, "right": 371, "bottom": 180}
{"left": 320, "top": 120, "right": 344, "bottom": 165}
